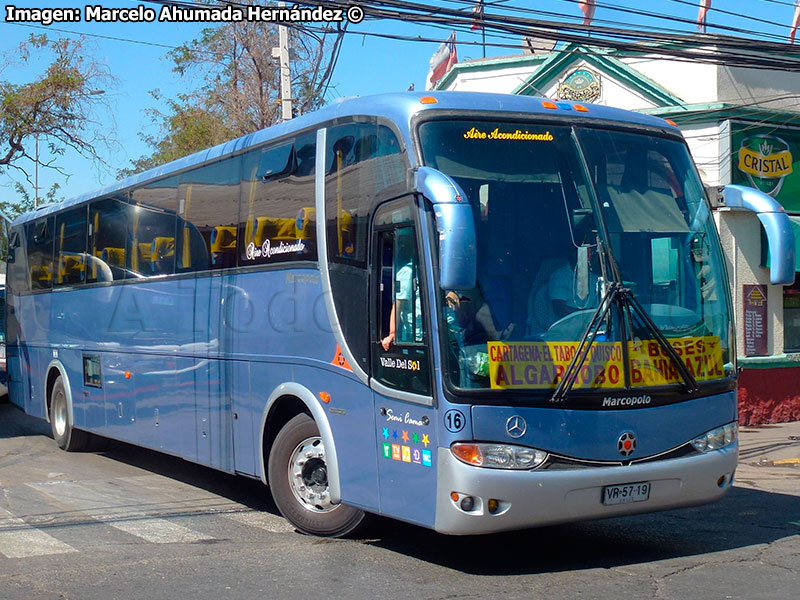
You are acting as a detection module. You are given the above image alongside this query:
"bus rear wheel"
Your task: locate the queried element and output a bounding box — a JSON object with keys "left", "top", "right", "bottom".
{"left": 268, "top": 413, "right": 365, "bottom": 537}
{"left": 50, "top": 375, "right": 88, "bottom": 452}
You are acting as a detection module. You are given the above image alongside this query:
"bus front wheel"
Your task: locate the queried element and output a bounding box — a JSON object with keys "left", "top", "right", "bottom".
{"left": 49, "top": 376, "right": 88, "bottom": 452}
{"left": 268, "top": 412, "right": 365, "bottom": 537}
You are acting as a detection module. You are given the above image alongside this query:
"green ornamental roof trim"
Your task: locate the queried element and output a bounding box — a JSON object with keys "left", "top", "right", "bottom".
{"left": 434, "top": 53, "right": 548, "bottom": 90}
{"left": 512, "top": 43, "right": 685, "bottom": 108}
{"left": 640, "top": 103, "right": 800, "bottom": 125}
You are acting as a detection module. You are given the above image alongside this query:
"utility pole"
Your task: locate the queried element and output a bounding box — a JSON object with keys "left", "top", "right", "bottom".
{"left": 273, "top": 2, "right": 292, "bottom": 121}
{"left": 34, "top": 134, "right": 39, "bottom": 209}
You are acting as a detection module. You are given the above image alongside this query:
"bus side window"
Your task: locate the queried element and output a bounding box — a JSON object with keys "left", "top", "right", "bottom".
{"left": 130, "top": 178, "right": 178, "bottom": 277}
{"left": 88, "top": 197, "right": 130, "bottom": 282}
{"left": 238, "top": 132, "right": 317, "bottom": 266}
{"left": 373, "top": 209, "right": 431, "bottom": 397}
{"left": 178, "top": 156, "right": 239, "bottom": 272}
{"left": 6, "top": 226, "right": 29, "bottom": 294}
{"left": 54, "top": 206, "right": 88, "bottom": 287}
{"left": 26, "top": 217, "right": 55, "bottom": 291}
{"left": 326, "top": 121, "right": 406, "bottom": 266}
{"left": 392, "top": 227, "right": 424, "bottom": 346}
{"left": 326, "top": 122, "right": 408, "bottom": 375}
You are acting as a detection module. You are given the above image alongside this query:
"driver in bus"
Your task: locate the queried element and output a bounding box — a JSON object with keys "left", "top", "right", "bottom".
{"left": 527, "top": 256, "right": 597, "bottom": 336}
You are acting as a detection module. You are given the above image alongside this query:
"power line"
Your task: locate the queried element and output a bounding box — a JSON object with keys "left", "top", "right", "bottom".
{"left": 8, "top": 0, "right": 800, "bottom": 76}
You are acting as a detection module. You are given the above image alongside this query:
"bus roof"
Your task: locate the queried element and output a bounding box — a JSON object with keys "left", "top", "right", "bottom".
{"left": 13, "top": 91, "right": 677, "bottom": 226}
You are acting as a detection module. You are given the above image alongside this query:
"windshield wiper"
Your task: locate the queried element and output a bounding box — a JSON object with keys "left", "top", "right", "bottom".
{"left": 551, "top": 128, "right": 701, "bottom": 402}
{"left": 550, "top": 282, "right": 700, "bottom": 403}
{"left": 551, "top": 280, "right": 620, "bottom": 402}
{"left": 624, "top": 291, "right": 700, "bottom": 393}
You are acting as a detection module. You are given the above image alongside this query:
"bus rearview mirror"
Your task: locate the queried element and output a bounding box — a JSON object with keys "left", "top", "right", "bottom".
{"left": 414, "top": 167, "right": 477, "bottom": 290}
{"left": 434, "top": 203, "right": 476, "bottom": 290}
{"left": 572, "top": 208, "right": 595, "bottom": 245}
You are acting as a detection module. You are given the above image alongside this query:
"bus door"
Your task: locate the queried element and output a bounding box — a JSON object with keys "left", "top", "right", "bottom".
{"left": 370, "top": 198, "right": 437, "bottom": 528}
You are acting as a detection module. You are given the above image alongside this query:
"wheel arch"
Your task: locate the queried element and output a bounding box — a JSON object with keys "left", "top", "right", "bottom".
{"left": 259, "top": 382, "right": 341, "bottom": 505}
{"left": 45, "top": 360, "right": 72, "bottom": 425}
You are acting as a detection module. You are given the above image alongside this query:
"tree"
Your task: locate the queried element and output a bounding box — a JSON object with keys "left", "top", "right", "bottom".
{"left": 124, "top": 1, "right": 345, "bottom": 175}
{"left": 0, "top": 182, "right": 61, "bottom": 262}
{"left": 0, "top": 34, "right": 114, "bottom": 195}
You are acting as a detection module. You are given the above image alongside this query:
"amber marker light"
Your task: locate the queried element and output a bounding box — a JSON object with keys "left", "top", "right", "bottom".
{"left": 451, "top": 443, "right": 483, "bottom": 466}
{"left": 451, "top": 442, "right": 548, "bottom": 469}
{"left": 541, "top": 101, "right": 558, "bottom": 110}
{"left": 487, "top": 499, "right": 500, "bottom": 514}
{"left": 419, "top": 96, "right": 438, "bottom": 104}
{"left": 665, "top": 119, "right": 678, "bottom": 127}
{"left": 319, "top": 392, "right": 331, "bottom": 403}
{"left": 124, "top": 371, "right": 131, "bottom": 379}
{"left": 450, "top": 491, "right": 460, "bottom": 502}
{"left": 574, "top": 104, "right": 589, "bottom": 112}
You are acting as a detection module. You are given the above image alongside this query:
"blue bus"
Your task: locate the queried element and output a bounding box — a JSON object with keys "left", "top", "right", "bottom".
{"left": 5, "top": 93, "right": 792, "bottom": 536}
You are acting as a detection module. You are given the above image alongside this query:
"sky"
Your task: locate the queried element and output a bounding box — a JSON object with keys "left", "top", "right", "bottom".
{"left": 2, "top": 0, "right": 799, "bottom": 205}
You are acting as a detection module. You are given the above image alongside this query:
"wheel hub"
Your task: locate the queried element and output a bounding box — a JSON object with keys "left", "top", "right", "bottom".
{"left": 53, "top": 391, "right": 67, "bottom": 437}
{"left": 287, "top": 436, "right": 334, "bottom": 513}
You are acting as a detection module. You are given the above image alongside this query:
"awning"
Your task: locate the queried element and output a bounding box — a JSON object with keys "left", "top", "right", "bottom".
{"left": 762, "top": 214, "right": 800, "bottom": 273}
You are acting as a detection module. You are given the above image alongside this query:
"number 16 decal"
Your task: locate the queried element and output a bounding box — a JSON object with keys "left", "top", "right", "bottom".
{"left": 444, "top": 409, "right": 465, "bottom": 433}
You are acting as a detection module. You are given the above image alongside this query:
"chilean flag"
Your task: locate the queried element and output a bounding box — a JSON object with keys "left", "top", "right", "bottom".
{"left": 578, "top": 0, "right": 596, "bottom": 26}
{"left": 427, "top": 32, "right": 458, "bottom": 90}
{"left": 791, "top": 0, "right": 800, "bottom": 43}
{"left": 697, "top": 0, "right": 711, "bottom": 32}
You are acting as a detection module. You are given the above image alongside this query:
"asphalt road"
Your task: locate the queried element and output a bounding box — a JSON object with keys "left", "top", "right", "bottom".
{"left": 1, "top": 399, "right": 798, "bottom": 600}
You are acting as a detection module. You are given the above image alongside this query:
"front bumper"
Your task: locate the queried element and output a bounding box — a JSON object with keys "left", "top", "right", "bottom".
{"left": 434, "top": 443, "right": 737, "bottom": 535}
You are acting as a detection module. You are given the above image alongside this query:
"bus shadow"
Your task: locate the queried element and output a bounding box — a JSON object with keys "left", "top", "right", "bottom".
{"left": 4, "top": 401, "right": 798, "bottom": 574}
{"left": 364, "top": 487, "right": 800, "bottom": 575}
{"left": 96, "top": 439, "right": 282, "bottom": 516}
{"left": 0, "top": 401, "right": 52, "bottom": 439}
{"left": 0, "top": 401, "right": 281, "bottom": 516}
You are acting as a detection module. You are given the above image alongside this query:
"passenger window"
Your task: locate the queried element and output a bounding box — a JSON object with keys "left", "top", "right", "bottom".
{"left": 55, "top": 206, "right": 87, "bottom": 287}
{"left": 88, "top": 196, "right": 131, "bottom": 282}
{"left": 238, "top": 132, "right": 317, "bottom": 266}
{"left": 130, "top": 178, "right": 178, "bottom": 277}
{"left": 6, "top": 226, "right": 29, "bottom": 293}
{"left": 326, "top": 121, "right": 406, "bottom": 267}
{"left": 26, "top": 217, "right": 55, "bottom": 291}
{"left": 177, "top": 157, "right": 239, "bottom": 272}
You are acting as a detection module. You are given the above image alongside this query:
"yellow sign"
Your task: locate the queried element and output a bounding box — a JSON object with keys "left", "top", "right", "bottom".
{"left": 487, "top": 337, "right": 724, "bottom": 390}
{"left": 738, "top": 146, "right": 793, "bottom": 179}
{"left": 462, "top": 127, "right": 554, "bottom": 142}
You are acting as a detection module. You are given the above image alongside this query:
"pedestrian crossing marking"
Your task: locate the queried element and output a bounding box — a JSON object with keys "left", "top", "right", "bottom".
{"left": 223, "top": 510, "right": 295, "bottom": 533}
{"left": 25, "top": 480, "right": 214, "bottom": 544}
{"left": 0, "top": 507, "right": 77, "bottom": 558}
{"left": 109, "top": 517, "right": 212, "bottom": 544}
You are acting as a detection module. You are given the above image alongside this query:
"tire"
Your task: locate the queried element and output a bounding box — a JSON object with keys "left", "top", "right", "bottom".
{"left": 49, "top": 376, "right": 88, "bottom": 452}
{"left": 268, "top": 413, "right": 365, "bottom": 537}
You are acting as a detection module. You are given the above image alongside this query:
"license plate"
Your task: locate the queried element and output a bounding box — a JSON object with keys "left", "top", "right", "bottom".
{"left": 602, "top": 481, "right": 651, "bottom": 505}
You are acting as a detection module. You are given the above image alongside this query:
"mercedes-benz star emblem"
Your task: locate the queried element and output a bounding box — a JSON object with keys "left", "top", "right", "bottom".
{"left": 618, "top": 431, "right": 637, "bottom": 457}
{"left": 506, "top": 415, "right": 527, "bottom": 439}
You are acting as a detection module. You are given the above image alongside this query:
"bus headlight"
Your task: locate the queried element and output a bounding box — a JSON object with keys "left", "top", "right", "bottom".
{"left": 691, "top": 422, "right": 737, "bottom": 453}
{"left": 451, "top": 442, "right": 548, "bottom": 470}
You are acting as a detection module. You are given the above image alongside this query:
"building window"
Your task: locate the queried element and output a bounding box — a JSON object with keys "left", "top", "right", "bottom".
{"left": 784, "top": 273, "right": 800, "bottom": 351}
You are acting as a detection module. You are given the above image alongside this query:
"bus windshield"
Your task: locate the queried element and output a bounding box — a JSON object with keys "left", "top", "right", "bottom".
{"left": 418, "top": 119, "right": 733, "bottom": 395}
